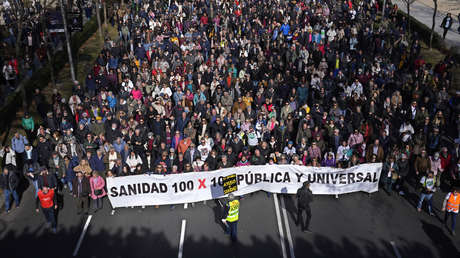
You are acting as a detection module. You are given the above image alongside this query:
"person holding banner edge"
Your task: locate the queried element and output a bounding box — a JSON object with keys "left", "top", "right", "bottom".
{"left": 297, "top": 181, "right": 314, "bottom": 233}
{"left": 224, "top": 193, "right": 240, "bottom": 243}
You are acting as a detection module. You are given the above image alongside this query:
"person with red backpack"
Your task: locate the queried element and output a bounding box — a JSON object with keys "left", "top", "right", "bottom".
{"left": 442, "top": 186, "right": 460, "bottom": 236}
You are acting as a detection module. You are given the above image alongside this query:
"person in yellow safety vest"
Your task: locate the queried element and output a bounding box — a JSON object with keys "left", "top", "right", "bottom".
{"left": 225, "top": 193, "right": 239, "bottom": 243}
{"left": 442, "top": 186, "right": 460, "bottom": 236}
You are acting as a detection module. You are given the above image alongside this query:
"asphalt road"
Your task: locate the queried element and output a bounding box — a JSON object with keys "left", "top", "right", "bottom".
{"left": 0, "top": 182, "right": 459, "bottom": 258}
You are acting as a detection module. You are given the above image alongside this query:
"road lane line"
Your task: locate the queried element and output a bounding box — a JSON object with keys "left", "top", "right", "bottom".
{"left": 178, "top": 219, "right": 187, "bottom": 258}
{"left": 72, "top": 215, "right": 93, "bottom": 257}
{"left": 281, "top": 196, "right": 295, "bottom": 258}
{"left": 274, "top": 194, "right": 288, "bottom": 258}
{"left": 390, "top": 241, "right": 402, "bottom": 258}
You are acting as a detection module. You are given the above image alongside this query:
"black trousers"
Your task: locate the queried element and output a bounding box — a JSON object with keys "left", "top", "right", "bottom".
{"left": 297, "top": 205, "right": 312, "bottom": 231}
{"left": 15, "top": 152, "right": 24, "bottom": 171}
{"left": 443, "top": 28, "right": 449, "bottom": 39}
{"left": 75, "top": 196, "right": 89, "bottom": 214}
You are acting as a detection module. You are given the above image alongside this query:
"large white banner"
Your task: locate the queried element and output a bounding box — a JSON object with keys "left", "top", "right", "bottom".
{"left": 107, "top": 163, "right": 382, "bottom": 208}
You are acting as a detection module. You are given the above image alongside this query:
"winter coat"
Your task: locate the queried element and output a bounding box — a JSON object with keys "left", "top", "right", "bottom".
{"left": 48, "top": 157, "right": 66, "bottom": 178}
{"left": 89, "top": 176, "right": 107, "bottom": 199}
{"left": 0, "top": 170, "right": 19, "bottom": 190}
{"left": 37, "top": 173, "right": 58, "bottom": 189}
{"left": 72, "top": 176, "right": 91, "bottom": 197}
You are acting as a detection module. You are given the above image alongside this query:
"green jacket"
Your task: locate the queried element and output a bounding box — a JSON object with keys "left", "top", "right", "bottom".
{"left": 22, "top": 117, "right": 34, "bottom": 131}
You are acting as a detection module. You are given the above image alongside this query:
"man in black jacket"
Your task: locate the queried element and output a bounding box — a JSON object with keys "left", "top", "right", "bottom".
{"left": 37, "top": 167, "right": 58, "bottom": 190}
{"left": 441, "top": 13, "right": 453, "bottom": 39}
{"left": 296, "top": 182, "right": 314, "bottom": 232}
{"left": 396, "top": 154, "right": 410, "bottom": 196}
{"left": 37, "top": 136, "right": 52, "bottom": 166}
{"left": 72, "top": 171, "right": 91, "bottom": 215}
{"left": 0, "top": 166, "right": 20, "bottom": 213}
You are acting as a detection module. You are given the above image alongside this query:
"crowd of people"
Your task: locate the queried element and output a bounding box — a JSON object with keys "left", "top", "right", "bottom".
{"left": 0, "top": 0, "right": 90, "bottom": 105}
{"left": 0, "top": 0, "right": 460, "bottom": 233}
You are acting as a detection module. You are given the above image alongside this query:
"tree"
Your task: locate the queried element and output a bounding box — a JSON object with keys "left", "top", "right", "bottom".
{"left": 59, "top": 0, "right": 76, "bottom": 81}
{"left": 39, "top": 0, "right": 59, "bottom": 88}
{"left": 429, "top": 0, "right": 437, "bottom": 49}
{"left": 403, "top": 0, "right": 417, "bottom": 37}
{"left": 95, "top": 0, "right": 103, "bottom": 41}
{"left": 9, "top": 0, "right": 30, "bottom": 110}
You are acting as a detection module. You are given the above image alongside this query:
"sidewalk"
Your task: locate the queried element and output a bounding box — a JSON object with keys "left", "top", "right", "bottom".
{"left": 393, "top": 0, "right": 460, "bottom": 53}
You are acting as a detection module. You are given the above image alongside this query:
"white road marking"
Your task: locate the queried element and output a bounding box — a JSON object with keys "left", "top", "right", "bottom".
{"left": 178, "top": 219, "right": 187, "bottom": 258}
{"left": 274, "top": 194, "right": 288, "bottom": 258}
{"left": 184, "top": 203, "right": 188, "bottom": 209}
{"left": 280, "top": 196, "right": 296, "bottom": 258}
{"left": 390, "top": 241, "right": 402, "bottom": 258}
{"left": 72, "top": 215, "right": 93, "bottom": 257}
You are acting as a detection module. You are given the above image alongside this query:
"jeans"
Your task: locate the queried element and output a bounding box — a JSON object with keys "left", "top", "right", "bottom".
{"left": 417, "top": 193, "right": 433, "bottom": 213}
{"left": 42, "top": 207, "right": 56, "bottom": 229}
{"left": 93, "top": 197, "right": 103, "bottom": 210}
{"left": 444, "top": 211, "right": 458, "bottom": 232}
{"left": 61, "top": 178, "right": 73, "bottom": 192}
{"left": 4, "top": 189, "right": 20, "bottom": 211}
{"left": 297, "top": 205, "right": 312, "bottom": 231}
{"left": 385, "top": 177, "right": 396, "bottom": 193}
{"left": 227, "top": 221, "right": 238, "bottom": 242}
{"left": 32, "top": 180, "right": 39, "bottom": 197}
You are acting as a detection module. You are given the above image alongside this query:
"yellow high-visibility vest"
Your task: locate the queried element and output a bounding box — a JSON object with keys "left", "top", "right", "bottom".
{"left": 226, "top": 200, "right": 240, "bottom": 222}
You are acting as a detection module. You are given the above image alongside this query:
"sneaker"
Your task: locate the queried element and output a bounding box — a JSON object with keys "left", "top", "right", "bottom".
{"left": 302, "top": 229, "right": 313, "bottom": 233}
{"left": 399, "top": 191, "right": 405, "bottom": 196}
{"left": 110, "top": 210, "right": 115, "bottom": 216}
{"left": 52, "top": 228, "right": 57, "bottom": 234}
{"left": 417, "top": 208, "right": 422, "bottom": 212}
{"left": 452, "top": 230, "right": 456, "bottom": 236}
{"left": 64, "top": 185, "right": 67, "bottom": 189}
{"left": 429, "top": 212, "right": 435, "bottom": 216}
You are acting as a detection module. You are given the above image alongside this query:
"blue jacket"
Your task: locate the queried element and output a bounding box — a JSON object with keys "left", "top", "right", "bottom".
{"left": 86, "top": 77, "right": 96, "bottom": 91}
{"left": 108, "top": 57, "right": 118, "bottom": 70}
{"left": 297, "top": 86, "right": 308, "bottom": 102}
{"left": 64, "top": 156, "right": 79, "bottom": 182}
{"left": 11, "top": 135, "right": 28, "bottom": 153}
{"left": 107, "top": 95, "right": 117, "bottom": 108}
{"left": 113, "top": 140, "right": 126, "bottom": 153}
{"left": 280, "top": 24, "right": 290, "bottom": 36}
{"left": 171, "top": 135, "right": 183, "bottom": 150}
{"left": 89, "top": 155, "right": 105, "bottom": 172}
{"left": 135, "top": 46, "right": 146, "bottom": 61}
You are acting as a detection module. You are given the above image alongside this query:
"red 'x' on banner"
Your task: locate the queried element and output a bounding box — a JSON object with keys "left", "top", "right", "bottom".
{"left": 198, "top": 179, "right": 206, "bottom": 189}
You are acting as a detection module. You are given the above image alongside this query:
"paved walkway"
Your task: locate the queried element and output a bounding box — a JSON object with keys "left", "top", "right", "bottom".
{"left": 393, "top": 0, "right": 460, "bottom": 53}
